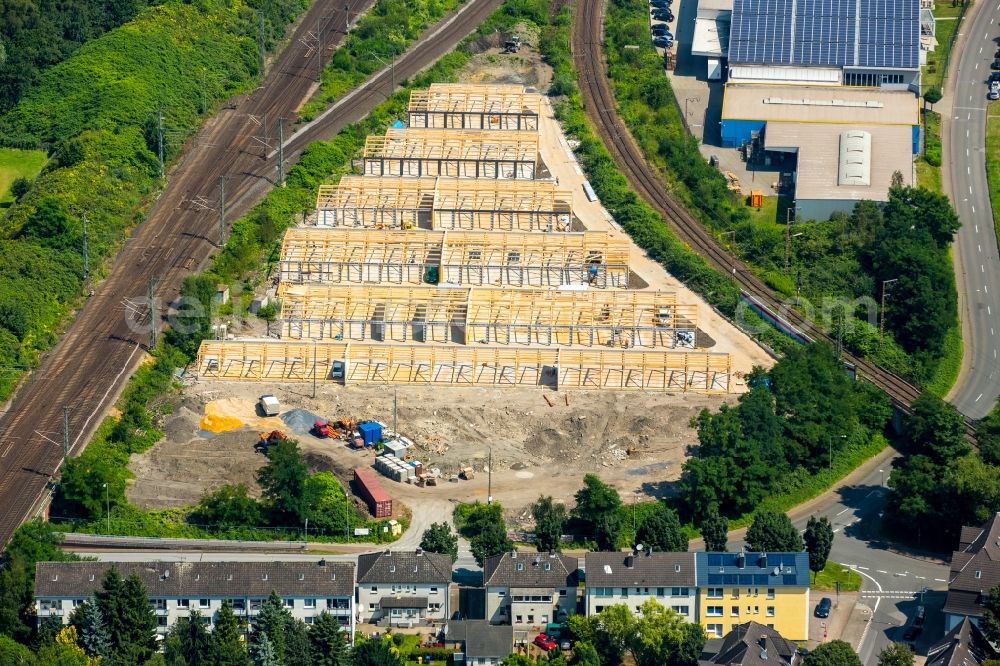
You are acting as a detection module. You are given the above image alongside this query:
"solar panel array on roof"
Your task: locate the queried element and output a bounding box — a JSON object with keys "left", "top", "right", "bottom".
{"left": 729, "top": 0, "right": 919, "bottom": 69}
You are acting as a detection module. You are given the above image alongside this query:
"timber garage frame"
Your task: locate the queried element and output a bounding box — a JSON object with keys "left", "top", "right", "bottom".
{"left": 314, "top": 176, "right": 573, "bottom": 231}
{"left": 196, "top": 340, "right": 732, "bottom": 392}
{"left": 278, "top": 229, "right": 630, "bottom": 288}
{"left": 276, "top": 284, "right": 699, "bottom": 348}
{"left": 407, "top": 84, "right": 542, "bottom": 131}
{"left": 362, "top": 129, "right": 539, "bottom": 179}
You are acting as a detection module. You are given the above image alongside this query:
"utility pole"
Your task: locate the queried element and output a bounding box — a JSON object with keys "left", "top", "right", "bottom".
{"left": 217, "top": 175, "right": 227, "bottom": 246}
{"left": 81, "top": 213, "right": 89, "bottom": 282}
{"left": 62, "top": 406, "right": 70, "bottom": 464}
{"left": 784, "top": 206, "right": 794, "bottom": 272}
{"left": 487, "top": 447, "right": 493, "bottom": 504}
{"left": 880, "top": 278, "right": 898, "bottom": 343}
{"left": 147, "top": 275, "right": 158, "bottom": 348}
{"left": 316, "top": 16, "right": 323, "bottom": 81}
{"left": 157, "top": 108, "right": 165, "bottom": 179}
{"left": 277, "top": 117, "right": 285, "bottom": 185}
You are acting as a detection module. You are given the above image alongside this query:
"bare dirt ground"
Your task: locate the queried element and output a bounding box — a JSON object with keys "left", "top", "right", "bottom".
{"left": 127, "top": 380, "right": 733, "bottom": 514}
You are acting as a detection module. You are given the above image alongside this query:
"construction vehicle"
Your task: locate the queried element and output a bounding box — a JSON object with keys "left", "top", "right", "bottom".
{"left": 257, "top": 394, "right": 280, "bottom": 416}
{"left": 503, "top": 35, "right": 521, "bottom": 53}
{"left": 255, "top": 430, "right": 287, "bottom": 454}
{"left": 459, "top": 466, "right": 476, "bottom": 480}
{"left": 311, "top": 420, "right": 336, "bottom": 438}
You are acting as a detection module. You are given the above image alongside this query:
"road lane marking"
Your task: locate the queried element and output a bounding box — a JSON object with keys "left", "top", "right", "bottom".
{"left": 854, "top": 568, "right": 884, "bottom": 652}
{"left": 935, "top": 578, "right": 946, "bottom": 582}
{"left": 837, "top": 508, "right": 849, "bottom": 516}
{"left": 977, "top": 393, "right": 983, "bottom": 402}
{"left": 877, "top": 570, "right": 888, "bottom": 574}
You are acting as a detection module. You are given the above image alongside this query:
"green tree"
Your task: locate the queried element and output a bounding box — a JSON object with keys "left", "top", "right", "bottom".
{"left": 532, "top": 496, "right": 568, "bottom": 552}
{"left": 307, "top": 612, "right": 349, "bottom": 665}
{"left": 94, "top": 569, "right": 157, "bottom": 663}
{"left": 252, "top": 632, "right": 278, "bottom": 666}
{"left": 904, "top": 393, "right": 969, "bottom": 464}
{"left": 0, "top": 520, "right": 77, "bottom": 642}
{"left": 165, "top": 610, "right": 212, "bottom": 666}
{"left": 455, "top": 501, "right": 504, "bottom": 538}
{"left": 573, "top": 474, "right": 623, "bottom": 550}
{"left": 9, "top": 176, "right": 31, "bottom": 201}
{"left": 0, "top": 301, "right": 29, "bottom": 338}
{"left": 211, "top": 600, "right": 251, "bottom": 666}
{"left": 304, "top": 472, "right": 351, "bottom": 536}
{"left": 981, "top": 585, "right": 1000, "bottom": 645}
{"left": 631, "top": 599, "right": 687, "bottom": 666}
{"left": 419, "top": 522, "right": 458, "bottom": 561}
{"left": 923, "top": 88, "right": 942, "bottom": 108}
{"left": 701, "top": 508, "right": 728, "bottom": 552}
{"left": 352, "top": 636, "right": 404, "bottom": 666}
{"left": 636, "top": 503, "right": 688, "bottom": 552}
{"left": 877, "top": 643, "right": 914, "bottom": 666}
{"left": 803, "top": 640, "right": 863, "bottom": 666}
{"left": 571, "top": 642, "right": 602, "bottom": 666}
{"left": 194, "top": 483, "right": 262, "bottom": 528}
{"left": 0, "top": 634, "right": 35, "bottom": 665}
{"left": 69, "top": 598, "right": 111, "bottom": 658}
{"left": 257, "top": 438, "right": 308, "bottom": 524}
{"left": 746, "top": 510, "right": 804, "bottom": 552}
{"left": 471, "top": 520, "right": 514, "bottom": 567}
{"left": 253, "top": 591, "right": 290, "bottom": 661}
{"left": 804, "top": 515, "right": 834, "bottom": 580}
{"left": 283, "top": 618, "right": 311, "bottom": 666}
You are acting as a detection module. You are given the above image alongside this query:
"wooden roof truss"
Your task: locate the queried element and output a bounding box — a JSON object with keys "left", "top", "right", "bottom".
{"left": 407, "top": 84, "right": 542, "bottom": 131}
{"left": 196, "top": 339, "right": 731, "bottom": 392}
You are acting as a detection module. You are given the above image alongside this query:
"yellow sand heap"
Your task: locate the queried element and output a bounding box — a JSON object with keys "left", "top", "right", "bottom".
{"left": 199, "top": 401, "right": 245, "bottom": 433}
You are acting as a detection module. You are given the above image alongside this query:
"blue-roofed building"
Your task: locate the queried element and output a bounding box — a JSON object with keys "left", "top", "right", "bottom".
{"left": 726, "top": 0, "right": 924, "bottom": 90}
{"left": 695, "top": 552, "right": 811, "bottom": 641}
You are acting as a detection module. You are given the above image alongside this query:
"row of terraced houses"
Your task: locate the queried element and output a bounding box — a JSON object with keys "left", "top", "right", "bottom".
{"left": 34, "top": 549, "right": 811, "bottom": 641}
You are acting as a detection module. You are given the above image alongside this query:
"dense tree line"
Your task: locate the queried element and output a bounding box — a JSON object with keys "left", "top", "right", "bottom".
{"left": 679, "top": 343, "right": 891, "bottom": 523}
{"left": 564, "top": 601, "right": 705, "bottom": 666}
{"left": 887, "top": 394, "right": 1000, "bottom": 548}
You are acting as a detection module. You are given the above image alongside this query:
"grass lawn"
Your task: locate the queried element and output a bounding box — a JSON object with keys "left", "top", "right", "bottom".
{"left": 987, "top": 101, "right": 1000, "bottom": 241}
{"left": 0, "top": 148, "right": 47, "bottom": 205}
{"left": 924, "top": 15, "right": 959, "bottom": 91}
{"left": 811, "top": 561, "right": 862, "bottom": 592}
{"left": 916, "top": 159, "right": 942, "bottom": 194}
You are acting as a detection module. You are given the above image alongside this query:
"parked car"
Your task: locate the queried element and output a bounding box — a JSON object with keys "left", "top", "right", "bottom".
{"left": 989, "top": 88, "right": 999, "bottom": 100}
{"left": 913, "top": 606, "right": 926, "bottom": 627}
{"left": 652, "top": 35, "right": 674, "bottom": 48}
{"left": 992, "top": 58, "right": 1000, "bottom": 70}
{"left": 534, "top": 634, "right": 557, "bottom": 651}
{"left": 651, "top": 0, "right": 672, "bottom": 7}
{"left": 903, "top": 625, "right": 922, "bottom": 642}
{"left": 814, "top": 597, "right": 832, "bottom": 618}
{"left": 651, "top": 23, "right": 670, "bottom": 34}
{"left": 653, "top": 9, "right": 674, "bottom": 20}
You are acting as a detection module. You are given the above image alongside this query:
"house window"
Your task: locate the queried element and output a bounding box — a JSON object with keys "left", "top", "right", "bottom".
{"left": 672, "top": 587, "right": 688, "bottom": 596}
{"left": 158, "top": 616, "right": 168, "bottom": 628}
{"left": 370, "top": 586, "right": 378, "bottom": 593}
{"left": 559, "top": 590, "right": 567, "bottom": 597}
{"left": 369, "top": 603, "right": 377, "bottom": 611}
{"left": 430, "top": 587, "right": 438, "bottom": 594}
{"left": 766, "top": 588, "right": 775, "bottom": 599}
{"left": 515, "top": 615, "right": 523, "bottom": 623}
{"left": 304, "top": 617, "right": 314, "bottom": 625}
{"left": 753, "top": 606, "right": 759, "bottom": 614}
{"left": 731, "top": 589, "right": 740, "bottom": 599}
{"left": 767, "top": 606, "right": 775, "bottom": 617}
{"left": 304, "top": 599, "right": 316, "bottom": 609}
{"left": 527, "top": 615, "right": 534, "bottom": 624}
{"left": 39, "top": 599, "right": 59, "bottom": 612}
{"left": 767, "top": 624, "right": 775, "bottom": 629}
{"left": 199, "top": 599, "right": 210, "bottom": 609}
{"left": 178, "top": 599, "right": 190, "bottom": 609}
{"left": 72, "top": 599, "right": 85, "bottom": 608}
{"left": 707, "top": 623, "right": 724, "bottom": 637}
{"left": 284, "top": 599, "right": 294, "bottom": 609}
{"left": 657, "top": 588, "right": 666, "bottom": 597}
{"left": 250, "top": 599, "right": 264, "bottom": 611}
{"left": 497, "top": 590, "right": 506, "bottom": 597}
{"left": 596, "top": 606, "right": 605, "bottom": 613}
{"left": 707, "top": 588, "right": 723, "bottom": 599}
{"left": 621, "top": 588, "right": 629, "bottom": 597}
{"left": 231, "top": 600, "right": 245, "bottom": 611}
{"left": 152, "top": 599, "right": 167, "bottom": 611}
{"left": 430, "top": 603, "right": 442, "bottom": 611}
{"left": 731, "top": 606, "right": 739, "bottom": 617}
{"left": 706, "top": 606, "right": 723, "bottom": 617}
{"left": 672, "top": 605, "right": 690, "bottom": 615}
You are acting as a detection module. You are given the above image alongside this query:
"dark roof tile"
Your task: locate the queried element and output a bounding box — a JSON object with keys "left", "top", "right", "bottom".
{"left": 357, "top": 550, "right": 453, "bottom": 585}
{"left": 585, "top": 551, "right": 695, "bottom": 587}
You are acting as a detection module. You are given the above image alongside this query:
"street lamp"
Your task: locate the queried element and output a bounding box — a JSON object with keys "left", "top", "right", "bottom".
{"left": 102, "top": 483, "right": 110, "bottom": 534}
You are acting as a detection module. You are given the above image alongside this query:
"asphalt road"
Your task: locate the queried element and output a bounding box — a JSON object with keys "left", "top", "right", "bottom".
{"left": 948, "top": 0, "right": 1000, "bottom": 418}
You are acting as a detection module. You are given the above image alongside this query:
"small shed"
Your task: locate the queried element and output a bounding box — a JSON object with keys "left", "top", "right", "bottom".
{"left": 384, "top": 440, "right": 408, "bottom": 459}
{"left": 249, "top": 295, "right": 269, "bottom": 314}
{"left": 212, "top": 285, "right": 230, "bottom": 305}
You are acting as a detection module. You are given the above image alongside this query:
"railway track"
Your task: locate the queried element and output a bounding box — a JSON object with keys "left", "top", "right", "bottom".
{"left": 0, "top": 0, "right": 504, "bottom": 548}
{"left": 571, "top": 0, "right": 974, "bottom": 433}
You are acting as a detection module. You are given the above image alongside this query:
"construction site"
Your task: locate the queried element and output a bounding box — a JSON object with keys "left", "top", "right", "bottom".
{"left": 134, "top": 83, "right": 773, "bottom": 518}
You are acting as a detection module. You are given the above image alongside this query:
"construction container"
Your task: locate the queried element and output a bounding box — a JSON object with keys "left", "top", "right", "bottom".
{"left": 354, "top": 467, "right": 392, "bottom": 517}
{"left": 384, "top": 440, "right": 408, "bottom": 459}
{"left": 359, "top": 421, "right": 383, "bottom": 446}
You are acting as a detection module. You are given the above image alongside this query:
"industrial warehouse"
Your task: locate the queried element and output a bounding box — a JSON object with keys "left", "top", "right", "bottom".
{"left": 195, "top": 84, "right": 748, "bottom": 393}
{"left": 686, "top": 0, "right": 928, "bottom": 218}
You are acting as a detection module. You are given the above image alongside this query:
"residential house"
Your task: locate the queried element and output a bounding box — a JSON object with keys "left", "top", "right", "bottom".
{"left": 695, "top": 552, "right": 810, "bottom": 641}
{"left": 927, "top": 617, "right": 997, "bottom": 666}
{"left": 704, "top": 621, "right": 802, "bottom": 666}
{"left": 356, "top": 549, "right": 452, "bottom": 626}
{"left": 483, "top": 551, "right": 578, "bottom": 627}
{"left": 442, "top": 620, "right": 514, "bottom": 665}
{"left": 944, "top": 513, "right": 1000, "bottom": 631}
{"left": 584, "top": 550, "right": 697, "bottom": 621}
{"left": 34, "top": 560, "right": 355, "bottom": 636}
